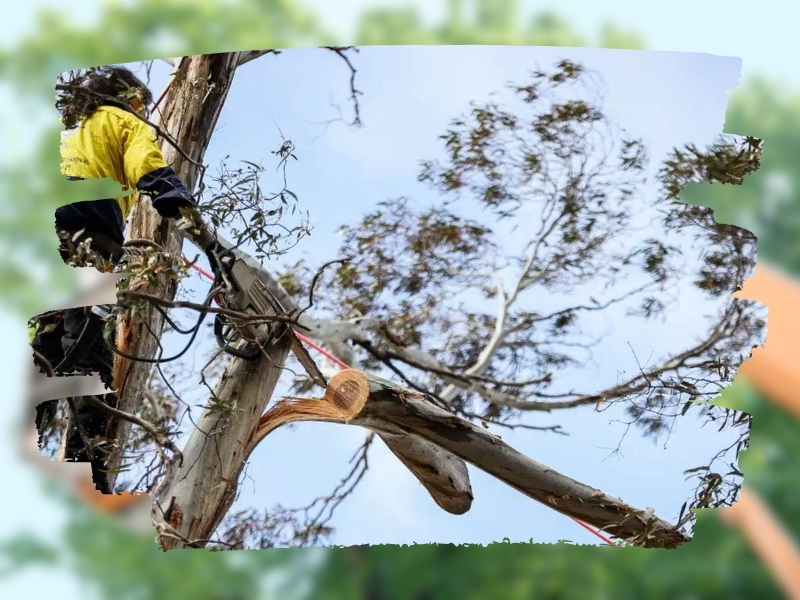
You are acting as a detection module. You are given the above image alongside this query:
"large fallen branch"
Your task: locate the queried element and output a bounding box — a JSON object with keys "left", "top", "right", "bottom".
{"left": 246, "top": 370, "right": 691, "bottom": 549}
{"left": 154, "top": 359, "right": 473, "bottom": 550}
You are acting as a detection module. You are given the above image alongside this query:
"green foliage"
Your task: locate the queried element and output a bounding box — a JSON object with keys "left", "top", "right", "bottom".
{"left": 723, "top": 380, "right": 800, "bottom": 540}
{"left": 688, "top": 78, "right": 800, "bottom": 274}
{"left": 311, "top": 518, "right": 780, "bottom": 599}
{"left": 62, "top": 507, "right": 305, "bottom": 600}
{"left": 355, "top": 2, "right": 645, "bottom": 49}
{"left": 0, "top": 535, "right": 59, "bottom": 577}
{"left": 200, "top": 146, "right": 312, "bottom": 263}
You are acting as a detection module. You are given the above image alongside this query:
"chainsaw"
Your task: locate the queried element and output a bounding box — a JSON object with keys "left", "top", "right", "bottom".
{"left": 86, "top": 206, "right": 327, "bottom": 389}
{"left": 174, "top": 208, "right": 328, "bottom": 390}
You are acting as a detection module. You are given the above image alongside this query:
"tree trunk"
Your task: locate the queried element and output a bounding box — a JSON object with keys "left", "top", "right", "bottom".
{"left": 105, "top": 53, "right": 242, "bottom": 490}
{"left": 155, "top": 333, "right": 294, "bottom": 549}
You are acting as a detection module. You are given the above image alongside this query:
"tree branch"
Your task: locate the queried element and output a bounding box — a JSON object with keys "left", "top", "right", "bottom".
{"left": 81, "top": 394, "right": 181, "bottom": 458}
{"left": 322, "top": 46, "right": 363, "bottom": 126}
{"left": 250, "top": 375, "right": 689, "bottom": 548}
{"left": 236, "top": 49, "right": 282, "bottom": 67}
{"left": 208, "top": 241, "right": 739, "bottom": 414}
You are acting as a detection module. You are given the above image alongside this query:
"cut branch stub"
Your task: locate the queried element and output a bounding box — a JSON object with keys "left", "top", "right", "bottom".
{"left": 251, "top": 369, "right": 370, "bottom": 441}
{"left": 325, "top": 368, "right": 370, "bottom": 421}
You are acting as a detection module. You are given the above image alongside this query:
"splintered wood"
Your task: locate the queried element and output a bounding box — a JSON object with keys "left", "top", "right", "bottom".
{"left": 249, "top": 369, "right": 369, "bottom": 451}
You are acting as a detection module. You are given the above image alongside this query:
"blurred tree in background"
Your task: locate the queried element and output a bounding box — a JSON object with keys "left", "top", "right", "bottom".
{"left": 0, "top": 0, "right": 796, "bottom": 598}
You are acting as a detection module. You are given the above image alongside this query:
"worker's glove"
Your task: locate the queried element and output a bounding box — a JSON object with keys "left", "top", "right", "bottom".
{"left": 151, "top": 194, "right": 197, "bottom": 220}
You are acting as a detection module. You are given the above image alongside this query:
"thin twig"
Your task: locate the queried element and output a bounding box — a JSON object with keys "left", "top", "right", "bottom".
{"left": 81, "top": 394, "right": 182, "bottom": 460}
{"left": 322, "top": 46, "right": 363, "bottom": 126}
{"left": 296, "top": 257, "right": 352, "bottom": 321}
{"left": 118, "top": 289, "right": 310, "bottom": 330}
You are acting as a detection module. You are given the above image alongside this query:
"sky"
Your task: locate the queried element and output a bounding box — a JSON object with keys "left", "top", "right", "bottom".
{"left": 301, "top": 0, "right": 800, "bottom": 89}
{"left": 0, "top": 4, "right": 773, "bottom": 598}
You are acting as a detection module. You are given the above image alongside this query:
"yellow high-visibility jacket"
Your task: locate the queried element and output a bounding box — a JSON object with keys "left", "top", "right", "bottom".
{"left": 35, "top": 106, "right": 194, "bottom": 346}
{"left": 59, "top": 105, "right": 191, "bottom": 220}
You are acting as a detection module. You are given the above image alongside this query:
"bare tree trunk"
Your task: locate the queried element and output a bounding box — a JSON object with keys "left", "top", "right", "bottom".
{"left": 105, "top": 53, "right": 242, "bottom": 490}
{"left": 155, "top": 335, "right": 293, "bottom": 549}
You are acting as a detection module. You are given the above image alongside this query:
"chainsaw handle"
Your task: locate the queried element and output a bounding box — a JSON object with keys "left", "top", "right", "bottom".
{"left": 176, "top": 208, "right": 233, "bottom": 278}
{"left": 187, "top": 217, "right": 218, "bottom": 254}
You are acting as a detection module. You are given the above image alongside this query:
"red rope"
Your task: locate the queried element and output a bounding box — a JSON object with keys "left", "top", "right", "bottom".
{"left": 573, "top": 516, "right": 615, "bottom": 545}
{"left": 179, "top": 255, "right": 618, "bottom": 545}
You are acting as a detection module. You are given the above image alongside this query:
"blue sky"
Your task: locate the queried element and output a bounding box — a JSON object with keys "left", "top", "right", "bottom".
{"left": 0, "top": 14, "right": 765, "bottom": 600}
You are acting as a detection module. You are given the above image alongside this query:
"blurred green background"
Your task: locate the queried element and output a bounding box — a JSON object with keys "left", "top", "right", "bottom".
{"left": 0, "top": 0, "right": 797, "bottom": 598}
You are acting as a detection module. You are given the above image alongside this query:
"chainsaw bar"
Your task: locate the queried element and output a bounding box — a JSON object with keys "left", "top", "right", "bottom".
{"left": 180, "top": 214, "right": 328, "bottom": 390}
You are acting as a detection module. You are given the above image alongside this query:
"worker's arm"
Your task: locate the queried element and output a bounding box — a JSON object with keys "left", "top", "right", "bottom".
{"left": 120, "top": 113, "right": 196, "bottom": 219}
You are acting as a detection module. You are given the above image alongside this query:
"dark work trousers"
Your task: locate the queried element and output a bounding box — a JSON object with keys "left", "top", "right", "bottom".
{"left": 32, "top": 196, "right": 125, "bottom": 494}
{"left": 55, "top": 197, "right": 126, "bottom": 257}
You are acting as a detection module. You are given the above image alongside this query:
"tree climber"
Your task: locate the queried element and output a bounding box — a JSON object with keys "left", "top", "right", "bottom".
{"left": 29, "top": 64, "right": 196, "bottom": 493}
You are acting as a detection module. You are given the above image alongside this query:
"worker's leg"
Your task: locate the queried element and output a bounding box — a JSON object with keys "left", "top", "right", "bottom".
{"left": 30, "top": 310, "right": 68, "bottom": 446}
{"left": 62, "top": 393, "right": 118, "bottom": 494}
{"left": 58, "top": 298, "right": 119, "bottom": 493}
{"left": 55, "top": 198, "right": 125, "bottom": 248}
{"left": 59, "top": 306, "right": 115, "bottom": 387}
{"left": 38, "top": 198, "right": 126, "bottom": 492}
{"left": 31, "top": 306, "right": 119, "bottom": 493}
{"left": 55, "top": 198, "right": 125, "bottom": 265}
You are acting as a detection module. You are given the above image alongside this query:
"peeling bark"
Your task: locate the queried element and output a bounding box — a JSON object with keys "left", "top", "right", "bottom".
{"left": 106, "top": 53, "right": 242, "bottom": 490}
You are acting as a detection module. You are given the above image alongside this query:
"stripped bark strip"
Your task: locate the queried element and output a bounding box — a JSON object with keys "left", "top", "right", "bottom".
{"left": 106, "top": 53, "right": 243, "bottom": 491}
